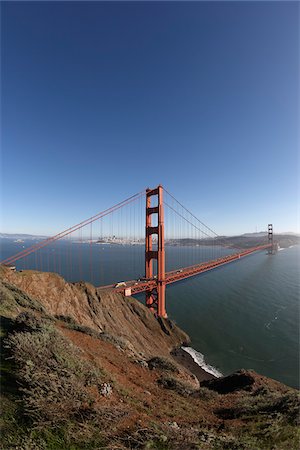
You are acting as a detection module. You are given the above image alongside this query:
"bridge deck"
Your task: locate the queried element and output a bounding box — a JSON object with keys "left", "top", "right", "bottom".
{"left": 98, "top": 244, "right": 273, "bottom": 296}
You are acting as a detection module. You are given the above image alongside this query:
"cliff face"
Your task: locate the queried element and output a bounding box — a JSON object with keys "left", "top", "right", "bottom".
{"left": 0, "top": 267, "right": 189, "bottom": 358}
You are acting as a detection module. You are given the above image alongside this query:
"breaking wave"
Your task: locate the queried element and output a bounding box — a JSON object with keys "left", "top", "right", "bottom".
{"left": 182, "top": 346, "right": 223, "bottom": 378}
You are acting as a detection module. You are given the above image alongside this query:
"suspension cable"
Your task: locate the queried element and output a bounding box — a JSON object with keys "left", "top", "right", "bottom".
{"left": 1, "top": 189, "right": 146, "bottom": 265}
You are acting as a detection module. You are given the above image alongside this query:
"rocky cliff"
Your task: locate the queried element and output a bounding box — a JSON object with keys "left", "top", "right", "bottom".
{"left": 0, "top": 266, "right": 189, "bottom": 358}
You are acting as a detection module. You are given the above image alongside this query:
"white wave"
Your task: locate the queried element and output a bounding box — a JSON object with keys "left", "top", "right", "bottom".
{"left": 182, "top": 346, "right": 223, "bottom": 378}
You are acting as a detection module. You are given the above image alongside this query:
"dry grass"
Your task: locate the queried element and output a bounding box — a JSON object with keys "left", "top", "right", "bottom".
{"left": 4, "top": 313, "right": 108, "bottom": 426}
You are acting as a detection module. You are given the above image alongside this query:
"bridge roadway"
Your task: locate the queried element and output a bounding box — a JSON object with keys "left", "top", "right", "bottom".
{"left": 98, "top": 244, "right": 273, "bottom": 297}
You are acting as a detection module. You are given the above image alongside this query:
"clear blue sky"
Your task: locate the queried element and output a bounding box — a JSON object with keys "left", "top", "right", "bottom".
{"left": 1, "top": 1, "right": 299, "bottom": 236}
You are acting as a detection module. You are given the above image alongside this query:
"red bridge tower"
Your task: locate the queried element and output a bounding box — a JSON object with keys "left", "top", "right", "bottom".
{"left": 145, "top": 185, "right": 166, "bottom": 318}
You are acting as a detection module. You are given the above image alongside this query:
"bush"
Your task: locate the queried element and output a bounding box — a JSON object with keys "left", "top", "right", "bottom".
{"left": 15, "top": 311, "right": 49, "bottom": 333}
{"left": 65, "top": 321, "right": 130, "bottom": 352}
{"left": 157, "top": 375, "right": 194, "bottom": 396}
{"left": 148, "top": 356, "right": 179, "bottom": 373}
{"left": 66, "top": 322, "right": 100, "bottom": 337}
{"left": 195, "top": 387, "right": 219, "bottom": 401}
{"left": 256, "top": 391, "right": 300, "bottom": 425}
{"left": 4, "top": 326, "right": 106, "bottom": 426}
{"left": 0, "top": 284, "right": 18, "bottom": 314}
{"left": 1, "top": 282, "right": 45, "bottom": 313}
{"left": 99, "top": 332, "right": 130, "bottom": 351}
{"left": 54, "top": 314, "right": 77, "bottom": 325}
{"left": 215, "top": 389, "right": 300, "bottom": 425}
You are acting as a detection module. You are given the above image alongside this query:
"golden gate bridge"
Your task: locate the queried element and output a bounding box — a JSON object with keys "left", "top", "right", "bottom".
{"left": 1, "top": 185, "right": 274, "bottom": 318}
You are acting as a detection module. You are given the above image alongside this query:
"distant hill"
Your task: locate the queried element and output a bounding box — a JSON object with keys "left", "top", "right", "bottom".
{"left": 0, "top": 233, "right": 48, "bottom": 240}
{"left": 220, "top": 233, "right": 300, "bottom": 249}
{"left": 167, "top": 233, "right": 300, "bottom": 249}
{"left": 242, "top": 232, "right": 268, "bottom": 238}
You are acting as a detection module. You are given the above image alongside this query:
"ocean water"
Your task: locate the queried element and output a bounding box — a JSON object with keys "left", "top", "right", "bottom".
{"left": 167, "top": 245, "right": 300, "bottom": 389}
{"left": 1, "top": 239, "right": 299, "bottom": 388}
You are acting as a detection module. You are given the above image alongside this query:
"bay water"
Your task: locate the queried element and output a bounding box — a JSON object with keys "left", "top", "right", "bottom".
{"left": 1, "top": 239, "right": 299, "bottom": 388}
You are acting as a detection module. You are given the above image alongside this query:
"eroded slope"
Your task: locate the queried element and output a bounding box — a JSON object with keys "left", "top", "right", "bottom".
{"left": 0, "top": 266, "right": 189, "bottom": 357}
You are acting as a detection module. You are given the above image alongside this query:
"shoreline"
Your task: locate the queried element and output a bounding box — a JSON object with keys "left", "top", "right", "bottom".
{"left": 171, "top": 347, "right": 216, "bottom": 383}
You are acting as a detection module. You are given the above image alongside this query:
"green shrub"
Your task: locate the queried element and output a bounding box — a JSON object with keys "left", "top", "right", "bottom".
{"left": 99, "top": 332, "right": 129, "bottom": 350}
{"left": 66, "top": 322, "right": 100, "bottom": 338}
{"left": 66, "top": 321, "right": 129, "bottom": 352}
{"left": 215, "top": 389, "right": 300, "bottom": 425}
{"left": 15, "top": 311, "right": 49, "bottom": 332}
{"left": 1, "top": 282, "right": 45, "bottom": 313}
{"left": 195, "top": 386, "right": 219, "bottom": 401}
{"left": 0, "top": 284, "right": 17, "bottom": 314}
{"left": 157, "top": 375, "right": 194, "bottom": 396}
{"left": 54, "top": 314, "right": 77, "bottom": 325}
{"left": 148, "top": 356, "right": 179, "bottom": 373}
{"left": 4, "top": 326, "right": 106, "bottom": 426}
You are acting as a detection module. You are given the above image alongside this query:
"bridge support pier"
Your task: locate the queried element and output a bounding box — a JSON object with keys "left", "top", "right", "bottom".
{"left": 145, "top": 185, "right": 167, "bottom": 318}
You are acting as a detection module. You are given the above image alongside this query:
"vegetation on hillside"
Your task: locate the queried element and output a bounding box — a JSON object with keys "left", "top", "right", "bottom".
{"left": 0, "top": 278, "right": 299, "bottom": 449}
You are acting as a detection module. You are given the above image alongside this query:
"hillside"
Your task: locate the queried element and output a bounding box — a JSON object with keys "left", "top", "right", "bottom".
{"left": 0, "top": 266, "right": 299, "bottom": 449}
{"left": 0, "top": 266, "right": 189, "bottom": 359}
{"left": 167, "top": 233, "right": 300, "bottom": 249}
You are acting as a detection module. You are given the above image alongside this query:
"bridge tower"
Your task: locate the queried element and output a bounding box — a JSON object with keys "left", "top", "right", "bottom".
{"left": 268, "top": 223, "right": 274, "bottom": 254}
{"left": 145, "top": 185, "right": 167, "bottom": 318}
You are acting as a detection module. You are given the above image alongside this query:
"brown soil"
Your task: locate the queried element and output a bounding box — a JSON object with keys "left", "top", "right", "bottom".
{"left": 60, "top": 325, "right": 217, "bottom": 428}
